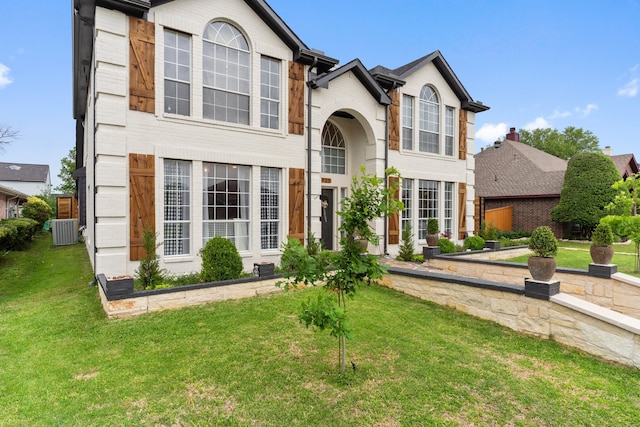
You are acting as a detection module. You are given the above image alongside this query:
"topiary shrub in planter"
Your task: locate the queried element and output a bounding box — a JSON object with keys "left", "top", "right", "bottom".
{"left": 527, "top": 226, "right": 558, "bottom": 281}
{"left": 426, "top": 218, "right": 439, "bottom": 246}
{"left": 463, "top": 235, "right": 485, "bottom": 251}
{"left": 200, "top": 236, "right": 243, "bottom": 282}
{"left": 590, "top": 222, "right": 614, "bottom": 265}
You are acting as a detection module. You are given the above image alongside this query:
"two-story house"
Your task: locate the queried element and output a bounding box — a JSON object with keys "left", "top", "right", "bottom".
{"left": 72, "top": 0, "right": 489, "bottom": 278}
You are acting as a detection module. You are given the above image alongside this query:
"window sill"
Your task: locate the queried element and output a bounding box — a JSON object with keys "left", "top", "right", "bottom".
{"left": 163, "top": 255, "right": 194, "bottom": 264}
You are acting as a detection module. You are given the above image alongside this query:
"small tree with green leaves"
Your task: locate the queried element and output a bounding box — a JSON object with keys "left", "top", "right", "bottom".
{"left": 55, "top": 147, "right": 77, "bottom": 195}
{"left": 397, "top": 222, "right": 415, "bottom": 261}
{"left": 279, "top": 166, "right": 403, "bottom": 374}
{"left": 134, "top": 227, "right": 166, "bottom": 290}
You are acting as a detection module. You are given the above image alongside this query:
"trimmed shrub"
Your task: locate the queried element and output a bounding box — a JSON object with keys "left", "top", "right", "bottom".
{"left": 200, "top": 236, "right": 243, "bottom": 282}
{"left": 134, "top": 227, "right": 166, "bottom": 290}
{"left": 529, "top": 226, "right": 558, "bottom": 258}
{"left": 397, "top": 222, "right": 416, "bottom": 261}
{"left": 21, "top": 196, "right": 52, "bottom": 228}
{"left": 437, "top": 238, "right": 456, "bottom": 254}
{"left": 591, "top": 222, "right": 614, "bottom": 247}
{"left": 0, "top": 222, "right": 18, "bottom": 251}
{"left": 0, "top": 218, "right": 39, "bottom": 251}
{"left": 463, "top": 235, "right": 485, "bottom": 251}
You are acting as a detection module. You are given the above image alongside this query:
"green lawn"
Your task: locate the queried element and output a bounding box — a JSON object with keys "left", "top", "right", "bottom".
{"left": 502, "top": 241, "right": 640, "bottom": 276}
{"left": 2, "top": 233, "right": 640, "bottom": 425}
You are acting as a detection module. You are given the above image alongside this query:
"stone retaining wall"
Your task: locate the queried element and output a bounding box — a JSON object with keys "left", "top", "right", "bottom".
{"left": 386, "top": 269, "right": 640, "bottom": 368}
{"left": 425, "top": 254, "right": 640, "bottom": 319}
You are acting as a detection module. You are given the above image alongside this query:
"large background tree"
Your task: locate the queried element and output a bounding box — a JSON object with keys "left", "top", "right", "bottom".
{"left": 55, "top": 147, "right": 76, "bottom": 194}
{"left": 0, "top": 124, "right": 19, "bottom": 153}
{"left": 551, "top": 152, "right": 621, "bottom": 236}
{"left": 519, "top": 126, "right": 600, "bottom": 160}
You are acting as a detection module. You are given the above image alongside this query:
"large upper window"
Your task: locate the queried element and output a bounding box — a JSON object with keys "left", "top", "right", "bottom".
{"left": 402, "top": 95, "right": 414, "bottom": 150}
{"left": 260, "top": 56, "right": 280, "bottom": 129}
{"left": 202, "top": 22, "right": 250, "bottom": 124}
{"left": 164, "top": 29, "right": 191, "bottom": 116}
{"left": 419, "top": 86, "right": 440, "bottom": 154}
{"left": 164, "top": 160, "right": 191, "bottom": 256}
{"left": 203, "top": 163, "right": 251, "bottom": 251}
{"left": 260, "top": 167, "right": 280, "bottom": 250}
{"left": 321, "top": 121, "right": 346, "bottom": 174}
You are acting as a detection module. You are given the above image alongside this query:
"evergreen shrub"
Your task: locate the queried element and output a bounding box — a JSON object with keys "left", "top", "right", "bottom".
{"left": 200, "top": 236, "right": 243, "bottom": 282}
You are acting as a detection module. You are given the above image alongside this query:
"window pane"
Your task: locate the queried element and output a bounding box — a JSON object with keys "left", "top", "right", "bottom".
{"left": 164, "top": 29, "right": 191, "bottom": 117}
{"left": 164, "top": 159, "right": 191, "bottom": 255}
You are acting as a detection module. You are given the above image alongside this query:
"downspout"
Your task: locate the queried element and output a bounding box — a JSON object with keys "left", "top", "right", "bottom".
{"left": 306, "top": 57, "right": 318, "bottom": 247}
{"left": 92, "top": 33, "right": 98, "bottom": 281}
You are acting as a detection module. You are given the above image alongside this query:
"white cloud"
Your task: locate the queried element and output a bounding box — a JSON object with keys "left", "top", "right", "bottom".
{"left": 575, "top": 103, "right": 598, "bottom": 116}
{"left": 0, "top": 63, "right": 13, "bottom": 89}
{"left": 475, "top": 122, "right": 507, "bottom": 143}
{"left": 523, "top": 117, "right": 550, "bottom": 130}
{"left": 549, "top": 109, "right": 571, "bottom": 119}
{"left": 618, "top": 78, "right": 638, "bottom": 97}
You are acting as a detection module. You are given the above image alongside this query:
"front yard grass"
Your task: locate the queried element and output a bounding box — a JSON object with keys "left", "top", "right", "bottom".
{"left": 2, "top": 233, "right": 640, "bottom": 425}
{"left": 502, "top": 240, "right": 640, "bottom": 276}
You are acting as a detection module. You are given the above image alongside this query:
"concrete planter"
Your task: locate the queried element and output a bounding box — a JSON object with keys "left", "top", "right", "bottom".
{"left": 485, "top": 240, "right": 501, "bottom": 250}
{"left": 426, "top": 234, "right": 439, "bottom": 247}
{"left": 527, "top": 256, "right": 557, "bottom": 282}
{"left": 590, "top": 246, "right": 614, "bottom": 265}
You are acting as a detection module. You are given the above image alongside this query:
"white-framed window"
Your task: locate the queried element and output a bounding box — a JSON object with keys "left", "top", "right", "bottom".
{"left": 444, "top": 182, "right": 454, "bottom": 237}
{"left": 445, "top": 107, "right": 454, "bottom": 156}
{"left": 164, "top": 159, "right": 191, "bottom": 256}
{"left": 418, "top": 180, "right": 439, "bottom": 240}
{"left": 402, "top": 95, "right": 414, "bottom": 150}
{"left": 321, "top": 121, "right": 346, "bottom": 174}
{"left": 164, "top": 29, "right": 191, "bottom": 116}
{"left": 203, "top": 163, "right": 251, "bottom": 251}
{"left": 202, "top": 21, "right": 250, "bottom": 124}
{"left": 401, "top": 178, "right": 413, "bottom": 236}
{"left": 260, "top": 167, "right": 280, "bottom": 250}
{"left": 260, "top": 56, "right": 280, "bottom": 130}
{"left": 419, "top": 86, "right": 440, "bottom": 154}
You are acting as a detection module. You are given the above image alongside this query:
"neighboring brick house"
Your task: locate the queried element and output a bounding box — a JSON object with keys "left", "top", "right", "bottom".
{"left": 72, "top": 0, "right": 489, "bottom": 278}
{"left": 0, "top": 162, "right": 51, "bottom": 197}
{"left": 604, "top": 147, "right": 639, "bottom": 180}
{"left": 474, "top": 128, "right": 567, "bottom": 237}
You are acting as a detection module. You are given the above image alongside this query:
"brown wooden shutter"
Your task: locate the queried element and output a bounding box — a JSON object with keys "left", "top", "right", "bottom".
{"left": 388, "top": 91, "right": 400, "bottom": 151}
{"left": 288, "top": 62, "right": 305, "bottom": 135}
{"left": 130, "top": 153, "right": 155, "bottom": 260}
{"left": 459, "top": 109, "right": 467, "bottom": 160}
{"left": 458, "top": 182, "right": 467, "bottom": 240}
{"left": 388, "top": 176, "right": 400, "bottom": 244}
{"left": 288, "top": 168, "right": 305, "bottom": 243}
{"left": 129, "top": 17, "right": 155, "bottom": 113}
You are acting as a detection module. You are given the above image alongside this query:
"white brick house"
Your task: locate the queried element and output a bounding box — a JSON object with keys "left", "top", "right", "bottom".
{"left": 72, "top": 0, "right": 489, "bottom": 278}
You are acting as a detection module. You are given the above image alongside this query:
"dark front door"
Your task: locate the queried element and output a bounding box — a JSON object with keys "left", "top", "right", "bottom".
{"left": 321, "top": 188, "right": 334, "bottom": 250}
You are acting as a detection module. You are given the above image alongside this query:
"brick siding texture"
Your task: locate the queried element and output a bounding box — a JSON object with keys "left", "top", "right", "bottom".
{"left": 485, "top": 197, "right": 564, "bottom": 237}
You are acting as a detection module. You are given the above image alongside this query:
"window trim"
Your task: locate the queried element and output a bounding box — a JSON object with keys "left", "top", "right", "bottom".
{"left": 163, "top": 28, "right": 192, "bottom": 117}
{"left": 163, "top": 159, "right": 192, "bottom": 256}
{"left": 260, "top": 56, "right": 281, "bottom": 130}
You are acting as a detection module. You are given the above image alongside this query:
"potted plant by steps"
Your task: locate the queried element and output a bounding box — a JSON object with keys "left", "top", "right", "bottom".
{"left": 426, "top": 218, "right": 439, "bottom": 247}
{"left": 527, "top": 225, "right": 558, "bottom": 281}
{"left": 590, "top": 222, "right": 614, "bottom": 265}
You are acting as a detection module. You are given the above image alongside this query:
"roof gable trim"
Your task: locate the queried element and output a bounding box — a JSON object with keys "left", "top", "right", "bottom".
{"left": 311, "top": 59, "right": 392, "bottom": 105}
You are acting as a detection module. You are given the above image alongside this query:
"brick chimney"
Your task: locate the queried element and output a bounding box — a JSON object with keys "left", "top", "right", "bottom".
{"left": 506, "top": 127, "right": 520, "bottom": 142}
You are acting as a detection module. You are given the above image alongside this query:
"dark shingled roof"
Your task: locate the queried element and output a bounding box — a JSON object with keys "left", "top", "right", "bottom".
{"left": 609, "top": 154, "right": 639, "bottom": 179}
{"left": 0, "top": 162, "right": 50, "bottom": 183}
{"left": 474, "top": 140, "right": 567, "bottom": 198}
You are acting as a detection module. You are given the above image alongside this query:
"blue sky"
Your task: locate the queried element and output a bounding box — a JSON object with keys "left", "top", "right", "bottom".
{"left": 0, "top": 1, "right": 638, "bottom": 190}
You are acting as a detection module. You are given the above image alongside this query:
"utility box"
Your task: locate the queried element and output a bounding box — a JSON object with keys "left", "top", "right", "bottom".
{"left": 51, "top": 219, "right": 79, "bottom": 246}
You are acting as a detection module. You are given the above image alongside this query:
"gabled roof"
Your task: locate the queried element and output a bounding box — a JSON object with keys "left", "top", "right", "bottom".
{"left": 609, "top": 154, "right": 639, "bottom": 179}
{"left": 0, "top": 162, "right": 50, "bottom": 184}
{"left": 372, "top": 50, "right": 489, "bottom": 113}
{"left": 312, "top": 59, "right": 393, "bottom": 105}
{"left": 474, "top": 140, "right": 567, "bottom": 198}
{"left": 73, "top": 0, "right": 338, "bottom": 119}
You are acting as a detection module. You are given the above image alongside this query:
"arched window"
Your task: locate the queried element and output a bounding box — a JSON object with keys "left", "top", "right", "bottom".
{"left": 321, "top": 121, "right": 346, "bottom": 174}
{"left": 419, "top": 85, "right": 439, "bottom": 154}
{"left": 202, "top": 21, "right": 250, "bottom": 124}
